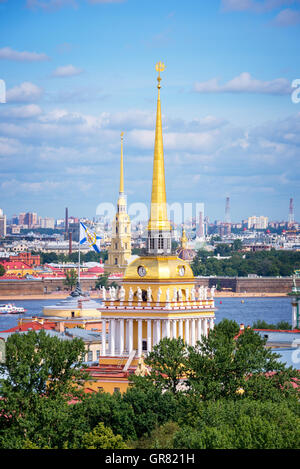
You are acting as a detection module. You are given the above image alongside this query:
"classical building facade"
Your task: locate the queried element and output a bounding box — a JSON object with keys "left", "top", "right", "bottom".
{"left": 99, "top": 63, "right": 216, "bottom": 370}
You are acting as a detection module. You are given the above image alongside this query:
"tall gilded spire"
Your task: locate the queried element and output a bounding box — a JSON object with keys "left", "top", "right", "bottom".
{"left": 119, "top": 131, "right": 124, "bottom": 194}
{"left": 147, "top": 62, "right": 172, "bottom": 255}
{"left": 148, "top": 62, "right": 171, "bottom": 232}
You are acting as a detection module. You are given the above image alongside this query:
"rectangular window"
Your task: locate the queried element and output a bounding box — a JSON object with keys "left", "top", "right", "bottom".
{"left": 114, "top": 387, "right": 120, "bottom": 393}
{"left": 158, "top": 236, "right": 163, "bottom": 249}
{"left": 88, "top": 351, "right": 93, "bottom": 361}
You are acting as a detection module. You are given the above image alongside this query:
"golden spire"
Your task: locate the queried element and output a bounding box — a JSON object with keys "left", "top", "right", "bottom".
{"left": 148, "top": 62, "right": 171, "bottom": 232}
{"left": 119, "top": 131, "right": 124, "bottom": 194}
{"left": 181, "top": 228, "right": 188, "bottom": 249}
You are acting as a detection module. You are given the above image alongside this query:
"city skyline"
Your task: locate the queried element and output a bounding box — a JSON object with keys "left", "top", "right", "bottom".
{"left": 0, "top": 0, "right": 300, "bottom": 221}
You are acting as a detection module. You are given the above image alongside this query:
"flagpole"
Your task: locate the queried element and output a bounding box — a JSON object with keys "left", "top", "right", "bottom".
{"left": 78, "top": 220, "right": 81, "bottom": 284}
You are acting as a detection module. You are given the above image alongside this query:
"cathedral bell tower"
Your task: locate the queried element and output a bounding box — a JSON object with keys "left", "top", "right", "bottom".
{"left": 104, "top": 132, "right": 131, "bottom": 275}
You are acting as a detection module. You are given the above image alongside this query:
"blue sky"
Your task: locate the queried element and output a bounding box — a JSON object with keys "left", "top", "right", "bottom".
{"left": 0, "top": 0, "right": 299, "bottom": 223}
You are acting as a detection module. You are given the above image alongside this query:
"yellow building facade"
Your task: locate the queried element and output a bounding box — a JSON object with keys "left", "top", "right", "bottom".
{"left": 98, "top": 63, "right": 216, "bottom": 373}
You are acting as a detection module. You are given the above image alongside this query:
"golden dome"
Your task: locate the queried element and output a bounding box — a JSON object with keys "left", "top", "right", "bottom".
{"left": 123, "top": 255, "right": 194, "bottom": 281}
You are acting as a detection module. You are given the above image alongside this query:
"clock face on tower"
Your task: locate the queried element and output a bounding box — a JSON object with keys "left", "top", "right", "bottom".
{"left": 137, "top": 266, "right": 147, "bottom": 277}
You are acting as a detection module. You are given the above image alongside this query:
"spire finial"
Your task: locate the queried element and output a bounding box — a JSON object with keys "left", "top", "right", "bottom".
{"left": 155, "top": 61, "right": 165, "bottom": 90}
{"left": 119, "top": 131, "right": 124, "bottom": 194}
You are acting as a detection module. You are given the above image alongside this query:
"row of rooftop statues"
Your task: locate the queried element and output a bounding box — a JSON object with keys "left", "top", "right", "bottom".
{"left": 101, "top": 285, "right": 216, "bottom": 303}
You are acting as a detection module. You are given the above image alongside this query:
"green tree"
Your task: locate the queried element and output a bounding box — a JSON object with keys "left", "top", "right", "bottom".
{"left": 173, "top": 400, "right": 300, "bottom": 449}
{"left": 95, "top": 273, "right": 118, "bottom": 290}
{"left": 80, "top": 422, "right": 128, "bottom": 449}
{"left": 70, "top": 389, "right": 136, "bottom": 442}
{"left": 214, "top": 243, "right": 232, "bottom": 256}
{"left": 133, "top": 422, "right": 180, "bottom": 449}
{"left": 0, "top": 264, "right": 5, "bottom": 277}
{"left": 232, "top": 239, "right": 243, "bottom": 252}
{"left": 63, "top": 268, "right": 78, "bottom": 291}
{"left": 124, "top": 377, "right": 178, "bottom": 438}
{"left": 191, "top": 248, "right": 300, "bottom": 277}
{"left": 0, "top": 330, "right": 87, "bottom": 449}
{"left": 186, "top": 320, "right": 299, "bottom": 401}
{"left": 143, "top": 337, "right": 188, "bottom": 394}
{"left": 252, "top": 320, "right": 291, "bottom": 330}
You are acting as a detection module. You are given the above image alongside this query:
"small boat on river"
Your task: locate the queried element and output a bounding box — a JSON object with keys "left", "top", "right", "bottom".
{"left": 0, "top": 303, "right": 27, "bottom": 314}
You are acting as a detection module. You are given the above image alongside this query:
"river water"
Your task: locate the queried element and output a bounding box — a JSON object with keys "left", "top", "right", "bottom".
{"left": 0, "top": 296, "right": 292, "bottom": 332}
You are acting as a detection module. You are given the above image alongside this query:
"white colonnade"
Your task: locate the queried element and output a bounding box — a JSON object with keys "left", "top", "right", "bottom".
{"left": 102, "top": 316, "right": 215, "bottom": 357}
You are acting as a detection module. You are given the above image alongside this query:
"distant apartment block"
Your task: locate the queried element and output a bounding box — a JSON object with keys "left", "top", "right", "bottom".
{"left": 40, "top": 217, "right": 55, "bottom": 229}
{"left": 0, "top": 208, "right": 6, "bottom": 237}
{"left": 247, "top": 216, "right": 269, "bottom": 230}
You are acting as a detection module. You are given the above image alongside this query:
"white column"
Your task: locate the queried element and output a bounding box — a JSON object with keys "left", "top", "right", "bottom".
{"left": 102, "top": 319, "right": 106, "bottom": 355}
{"left": 191, "top": 319, "right": 196, "bottom": 347}
{"left": 128, "top": 319, "right": 133, "bottom": 353}
{"left": 138, "top": 320, "right": 143, "bottom": 357}
{"left": 185, "top": 319, "right": 190, "bottom": 345}
{"left": 119, "top": 319, "right": 124, "bottom": 356}
{"left": 162, "top": 320, "right": 166, "bottom": 339}
{"left": 203, "top": 318, "right": 208, "bottom": 338}
{"left": 197, "top": 318, "right": 202, "bottom": 342}
{"left": 178, "top": 319, "right": 183, "bottom": 339}
{"left": 110, "top": 319, "right": 115, "bottom": 356}
{"left": 172, "top": 320, "right": 177, "bottom": 339}
{"left": 209, "top": 317, "right": 214, "bottom": 331}
{"left": 292, "top": 299, "right": 298, "bottom": 329}
{"left": 156, "top": 320, "right": 161, "bottom": 345}
{"left": 147, "top": 320, "right": 152, "bottom": 353}
{"left": 165, "top": 319, "right": 170, "bottom": 339}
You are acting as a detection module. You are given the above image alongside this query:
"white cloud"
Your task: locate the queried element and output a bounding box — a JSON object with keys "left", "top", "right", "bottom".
{"left": 0, "top": 99, "right": 299, "bottom": 221}
{"left": 87, "top": 0, "right": 125, "bottom": 3}
{"left": 52, "top": 64, "right": 83, "bottom": 77}
{"left": 2, "top": 104, "right": 42, "bottom": 119}
{"left": 26, "top": 0, "right": 125, "bottom": 9}
{"left": 0, "top": 179, "right": 64, "bottom": 195}
{"left": 0, "top": 137, "right": 23, "bottom": 156}
{"left": 6, "top": 82, "right": 43, "bottom": 103}
{"left": 26, "top": 0, "right": 78, "bottom": 10}
{"left": 101, "top": 109, "right": 155, "bottom": 130}
{"left": 0, "top": 46, "right": 49, "bottom": 62}
{"left": 273, "top": 7, "right": 300, "bottom": 25}
{"left": 194, "top": 72, "right": 291, "bottom": 95}
{"left": 220, "top": 0, "right": 298, "bottom": 13}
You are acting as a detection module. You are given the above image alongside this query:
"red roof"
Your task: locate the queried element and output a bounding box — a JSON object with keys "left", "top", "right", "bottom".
{"left": 87, "top": 266, "right": 104, "bottom": 273}
{"left": 0, "top": 260, "right": 33, "bottom": 270}
{"left": 2, "top": 321, "right": 56, "bottom": 333}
